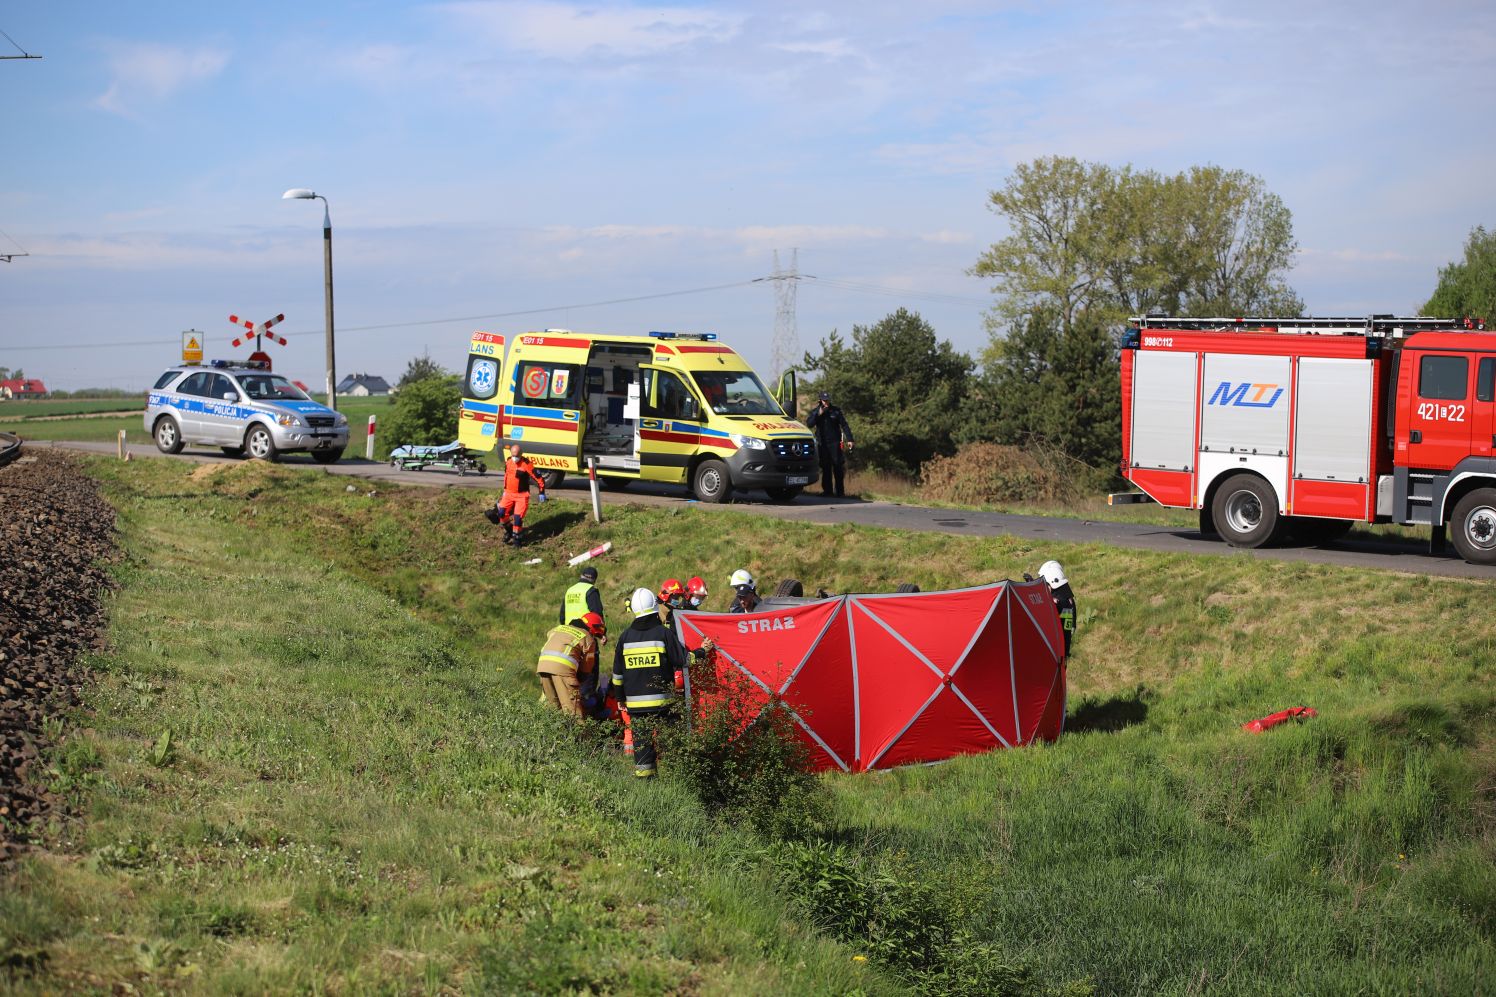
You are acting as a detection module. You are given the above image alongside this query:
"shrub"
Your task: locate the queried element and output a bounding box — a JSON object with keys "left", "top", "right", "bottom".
{"left": 919, "top": 442, "right": 1102, "bottom": 506}
{"left": 377, "top": 375, "right": 460, "bottom": 457}
{"left": 665, "top": 664, "right": 826, "bottom": 839}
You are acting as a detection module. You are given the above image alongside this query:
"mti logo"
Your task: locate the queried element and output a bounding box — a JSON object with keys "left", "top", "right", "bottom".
{"left": 1208, "top": 382, "right": 1283, "bottom": 408}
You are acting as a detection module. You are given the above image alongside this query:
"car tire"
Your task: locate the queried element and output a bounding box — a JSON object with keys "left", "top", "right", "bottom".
{"left": 1210, "top": 474, "right": 1280, "bottom": 548}
{"left": 538, "top": 470, "right": 565, "bottom": 490}
{"left": 311, "top": 449, "right": 343, "bottom": 465}
{"left": 153, "top": 416, "right": 185, "bottom": 454}
{"left": 1450, "top": 488, "right": 1496, "bottom": 565}
{"left": 221, "top": 446, "right": 245, "bottom": 458}
{"left": 693, "top": 459, "right": 731, "bottom": 503}
{"left": 895, "top": 582, "right": 921, "bottom": 593}
{"left": 245, "top": 424, "right": 279, "bottom": 462}
{"left": 765, "top": 486, "right": 801, "bottom": 503}
{"left": 773, "top": 578, "right": 804, "bottom": 597}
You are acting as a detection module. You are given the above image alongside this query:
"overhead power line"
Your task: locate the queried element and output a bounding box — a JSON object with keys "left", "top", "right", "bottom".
{"left": 0, "top": 27, "right": 41, "bottom": 60}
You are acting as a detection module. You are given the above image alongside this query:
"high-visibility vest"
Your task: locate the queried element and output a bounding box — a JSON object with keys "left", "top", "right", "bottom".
{"left": 564, "top": 581, "right": 595, "bottom": 625}
{"left": 537, "top": 624, "right": 596, "bottom": 676}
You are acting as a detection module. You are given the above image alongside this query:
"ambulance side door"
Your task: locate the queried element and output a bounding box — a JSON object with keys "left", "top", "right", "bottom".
{"left": 508, "top": 354, "right": 585, "bottom": 473}
{"left": 638, "top": 365, "right": 702, "bottom": 483}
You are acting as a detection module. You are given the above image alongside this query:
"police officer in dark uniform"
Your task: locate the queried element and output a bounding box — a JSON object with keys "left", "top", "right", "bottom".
{"left": 1037, "top": 560, "right": 1077, "bottom": 657}
{"left": 805, "top": 390, "right": 855, "bottom": 498}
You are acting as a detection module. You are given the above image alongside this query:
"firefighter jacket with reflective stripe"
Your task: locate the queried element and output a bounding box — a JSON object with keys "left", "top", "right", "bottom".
{"left": 536, "top": 624, "right": 598, "bottom": 677}
{"left": 559, "top": 581, "right": 605, "bottom": 625}
{"left": 504, "top": 456, "right": 544, "bottom": 496}
{"left": 611, "top": 613, "right": 687, "bottom": 714}
{"left": 1051, "top": 583, "right": 1076, "bottom": 657}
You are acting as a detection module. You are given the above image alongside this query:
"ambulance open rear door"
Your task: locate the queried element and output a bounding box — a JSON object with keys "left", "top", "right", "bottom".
{"left": 458, "top": 331, "right": 505, "bottom": 452}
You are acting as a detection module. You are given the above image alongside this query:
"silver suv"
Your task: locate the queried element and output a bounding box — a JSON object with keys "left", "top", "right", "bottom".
{"left": 145, "top": 362, "right": 350, "bottom": 463}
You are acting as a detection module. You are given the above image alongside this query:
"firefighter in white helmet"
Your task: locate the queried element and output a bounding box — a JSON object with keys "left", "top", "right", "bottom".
{"left": 611, "top": 588, "right": 713, "bottom": 777}
{"left": 728, "top": 568, "right": 760, "bottom": 614}
{"left": 1036, "top": 560, "right": 1076, "bottom": 658}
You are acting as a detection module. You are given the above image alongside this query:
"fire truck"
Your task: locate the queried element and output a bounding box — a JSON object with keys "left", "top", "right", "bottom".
{"left": 1118, "top": 314, "right": 1496, "bottom": 565}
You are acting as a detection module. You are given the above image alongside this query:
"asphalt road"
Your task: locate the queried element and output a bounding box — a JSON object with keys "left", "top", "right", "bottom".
{"left": 44, "top": 439, "right": 1496, "bottom": 580}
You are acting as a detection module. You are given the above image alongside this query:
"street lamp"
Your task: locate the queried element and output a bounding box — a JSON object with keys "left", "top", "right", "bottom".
{"left": 282, "top": 187, "right": 337, "bottom": 410}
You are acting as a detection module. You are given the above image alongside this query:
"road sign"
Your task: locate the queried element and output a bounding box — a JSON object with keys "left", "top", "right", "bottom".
{"left": 182, "top": 330, "right": 203, "bottom": 365}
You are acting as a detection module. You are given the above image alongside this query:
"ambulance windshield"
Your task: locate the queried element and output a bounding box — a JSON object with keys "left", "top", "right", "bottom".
{"left": 691, "top": 371, "right": 782, "bottom": 416}
{"left": 238, "top": 374, "right": 312, "bottom": 402}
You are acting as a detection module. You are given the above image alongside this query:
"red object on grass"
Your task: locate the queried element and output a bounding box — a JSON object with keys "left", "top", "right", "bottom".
{"left": 1242, "top": 706, "right": 1318, "bottom": 733}
{"left": 676, "top": 581, "right": 1067, "bottom": 772}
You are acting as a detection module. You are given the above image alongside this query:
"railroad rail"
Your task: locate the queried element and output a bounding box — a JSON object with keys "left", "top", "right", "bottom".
{"left": 0, "top": 432, "right": 21, "bottom": 468}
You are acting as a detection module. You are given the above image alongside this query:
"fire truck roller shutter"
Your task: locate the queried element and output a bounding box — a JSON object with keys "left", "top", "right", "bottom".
{"left": 1131, "top": 351, "right": 1197, "bottom": 471}
{"left": 1291, "top": 358, "right": 1376, "bottom": 523}
{"left": 1200, "top": 354, "right": 1291, "bottom": 457}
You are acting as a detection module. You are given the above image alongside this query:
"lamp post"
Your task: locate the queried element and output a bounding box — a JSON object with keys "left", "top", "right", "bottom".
{"left": 282, "top": 188, "right": 337, "bottom": 410}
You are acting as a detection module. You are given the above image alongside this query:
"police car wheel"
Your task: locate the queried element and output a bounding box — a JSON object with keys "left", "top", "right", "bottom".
{"left": 245, "top": 425, "right": 279, "bottom": 462}
{"left": 153, "top": 417, "right": 184, "bottom": 454}
{"left": 1450, "top": 488, "right": 1496, "bottom": 565}
{"left": 693, "top": 459, "right": 730, "bottom": 503}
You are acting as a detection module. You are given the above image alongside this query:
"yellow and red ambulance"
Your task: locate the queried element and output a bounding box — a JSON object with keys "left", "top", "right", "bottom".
{"left": 457, "top": 329, "right": 818, "bottom": 502}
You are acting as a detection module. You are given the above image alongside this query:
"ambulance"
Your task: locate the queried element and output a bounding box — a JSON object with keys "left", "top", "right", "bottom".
{"left": 457, "top": 329, "right": 818, "bottom": 502}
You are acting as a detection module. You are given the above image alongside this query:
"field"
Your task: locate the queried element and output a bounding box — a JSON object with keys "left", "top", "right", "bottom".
{"left": 2, "top": 457, "right": 1491, "bottom": 993}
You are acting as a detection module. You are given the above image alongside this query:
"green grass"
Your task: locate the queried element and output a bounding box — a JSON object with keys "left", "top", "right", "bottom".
{"left": 4, "top": 457, "right": 1493, "bottom": 993}
{"left": 0, "top": 397, "right": 145, "bottom": 419}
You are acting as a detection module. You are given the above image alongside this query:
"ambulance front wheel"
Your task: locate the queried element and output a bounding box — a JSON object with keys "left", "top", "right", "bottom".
{"left": 1211, "top": 474, "right": 1280, "bottom": 549}
{"left": 1450, "top": 488, "right": 1496, "bottom": 565}
{"left": 693, "top": 459, "right": 731, "bottom": 503}
{"left": 538, "top": 470, "right": 565, "bottom": 490}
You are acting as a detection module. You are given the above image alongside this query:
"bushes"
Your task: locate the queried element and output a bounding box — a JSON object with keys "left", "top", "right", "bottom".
{"left": 376, "top": 375, "right": 460, "bottom": 457}
{"left": 919, "top": 442, "right": 1103, "bottom": 506}
{"left": 666, "top": 666, "right": 826, "bottom": 839}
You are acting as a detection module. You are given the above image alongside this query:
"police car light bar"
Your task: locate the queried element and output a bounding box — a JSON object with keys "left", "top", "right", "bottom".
{"left": 210, "top": 359, "right": 270, "bottom": 369}
{"left": 648, "top": 330, "right": 718, "bottom": 341}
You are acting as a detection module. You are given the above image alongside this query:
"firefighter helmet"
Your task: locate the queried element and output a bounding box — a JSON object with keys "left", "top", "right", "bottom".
{"left": 687, "top": 576, "right": 709, "bottom": 597}
{"left": 581, "top": 612, "right": 606, "bottom": 639}
{"left": 1038, "top": 560, "right": 1068, "bottom": 590}
{"left": 630, "top": 587, "right": 658, "bottom": 616}
{"left": 729, "top": 568, "right": 755, "bottom": 590}
{"left": 658, "top": 578, "right": 685, "bottom": 602}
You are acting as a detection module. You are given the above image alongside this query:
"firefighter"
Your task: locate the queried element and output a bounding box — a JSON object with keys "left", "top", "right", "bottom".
{"left": 559, "top": 565, "right": 606, "bottom": 626}
{"left": 1037, "top": 560, "right": 1077, "bottom": 657}
{"left": 536, "top": 612, "right": 606, "bottom": 719}
{"left": 613, "top": 588, "right": 688, "bottom": 778}
{"left": 487, "top": 443, "right": 547, "bottom": 547}
{"left": 656, "top": 578, "right": 686, "bottom": 625}
{"left": 805, "top": 390, "right": 855, "bottom": 498}
{"left": 727, "top": 568, "right": 760, "bottom": 614}
{"left": 686, "top": 576, "right": 710, "bottom": 609}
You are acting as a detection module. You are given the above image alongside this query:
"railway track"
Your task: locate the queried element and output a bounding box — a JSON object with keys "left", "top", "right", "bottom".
{"left": 0, "top": 430, "right": 21, "bottom": 467}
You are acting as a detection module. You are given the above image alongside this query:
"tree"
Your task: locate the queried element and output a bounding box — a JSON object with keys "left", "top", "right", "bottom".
{"left": 1424, "top": 225, "right": 1496, "bottom": 322}
{"left": 960, "top": 308, "right": 1121, "bottom": 470}
{"left": 800, "top": 308, "right": 973, "bottom": 477}
{"left": 397, "top": 351, "right": 449, "bottom": 389}
{"left": 972, "top": 157, "right": 1302, "bottom": 330}
{"left": 378, "top": 375, "right": 461, "bottom": 456}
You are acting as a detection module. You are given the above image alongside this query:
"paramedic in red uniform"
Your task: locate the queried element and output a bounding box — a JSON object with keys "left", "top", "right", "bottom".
{"left": 488, "top": 443, "right": 546, "bottom": 547}
{"left": 805, "top": 390, "right": 855, "bottom": 498}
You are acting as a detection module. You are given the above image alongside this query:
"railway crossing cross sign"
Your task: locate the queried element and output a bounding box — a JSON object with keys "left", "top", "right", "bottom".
{"left": 181, "top": 330, "right": 203, "bottom": 365}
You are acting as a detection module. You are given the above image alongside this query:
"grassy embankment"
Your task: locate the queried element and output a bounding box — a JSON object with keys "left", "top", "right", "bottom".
{"left": 3, "top": 396, "right": 391, "bottom": 451}
{"left": 3, "top": 456, "right": 1494, "bottom": 992}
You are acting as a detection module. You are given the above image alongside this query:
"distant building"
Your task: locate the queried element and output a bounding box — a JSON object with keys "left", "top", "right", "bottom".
{"left": 335, "top": 373, "right": 391, "bottom": 397}
{"left": 0, "top": 378, "right": 48, "bottom": 399}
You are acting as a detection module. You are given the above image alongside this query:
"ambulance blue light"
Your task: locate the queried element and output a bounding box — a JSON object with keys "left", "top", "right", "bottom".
{"left": 648, "top": 331, "right": 717, "bottom": 341}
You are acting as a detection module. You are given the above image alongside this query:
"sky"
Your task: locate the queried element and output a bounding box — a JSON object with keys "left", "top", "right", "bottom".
{"left": 2, "top": 0, "right": 1494, "bottom": 392}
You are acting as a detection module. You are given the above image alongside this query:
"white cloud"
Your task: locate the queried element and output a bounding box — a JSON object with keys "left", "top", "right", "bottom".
{"left": 439, "top": 1, "right": 744, "bottom": 60}
{"left": 93, "top": 41, "right": 229, "bottom": 117}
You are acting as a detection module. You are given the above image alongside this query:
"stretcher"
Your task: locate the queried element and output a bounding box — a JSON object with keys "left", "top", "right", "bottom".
{"left": 388, "top": 440, "right": 488, "bottom": 475}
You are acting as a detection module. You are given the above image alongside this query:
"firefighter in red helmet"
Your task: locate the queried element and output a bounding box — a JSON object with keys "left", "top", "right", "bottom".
{"left": 686, "top": 576, "right": 710, "bottom": 610}
{"left": 535, "top": 611, "right": 606, "bottom": 719}
{"left": 656, "top": 577, "right": 686, "bottom": 626}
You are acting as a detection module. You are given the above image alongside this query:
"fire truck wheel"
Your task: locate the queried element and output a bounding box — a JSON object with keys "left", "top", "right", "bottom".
{"left": 245, "top": 425, "right": 279, "bottom": 462}
{"left": 1211, "top": 474, "right": 1280, "bottom": 548}
{"left": 538, "top": 470, "right": 566, "bottom": 490}
{"left": 692, "top": 459, "right": 731, "bottom": 503}
{"left": 153, "top": 416, "right": 185, "bottom": 455}
{"left": 1450, "top": 488, "right": 1496, "bottom": 565}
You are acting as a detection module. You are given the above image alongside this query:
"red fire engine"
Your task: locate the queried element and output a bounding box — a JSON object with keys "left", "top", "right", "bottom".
{"left": 1119, "top": 314, "right": 1496, "bottom": 565}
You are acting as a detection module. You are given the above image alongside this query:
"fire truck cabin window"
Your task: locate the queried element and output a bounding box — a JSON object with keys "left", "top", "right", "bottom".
{"left": 1418, "top": 355, "right": 1468, "bottom": 401}
{"left": 1478, "top": 358, "right": 1495, "bottom": 403}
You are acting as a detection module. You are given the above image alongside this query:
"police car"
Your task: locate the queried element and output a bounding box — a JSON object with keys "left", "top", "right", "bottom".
{"left": 144, "top": 360, "right": 350, "bottom": 462}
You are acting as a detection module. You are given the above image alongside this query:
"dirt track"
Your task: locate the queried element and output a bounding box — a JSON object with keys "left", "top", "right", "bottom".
{"left": 0, "top": 451, "right": 117, "bottom": 862}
